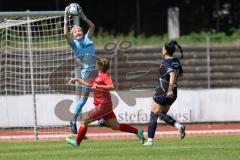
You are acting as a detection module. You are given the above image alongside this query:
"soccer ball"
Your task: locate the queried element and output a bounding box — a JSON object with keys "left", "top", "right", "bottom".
{"left": 68, "top": 3, "right": 81, "bottom": 16}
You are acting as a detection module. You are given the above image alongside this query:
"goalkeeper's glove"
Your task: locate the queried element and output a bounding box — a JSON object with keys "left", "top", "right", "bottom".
{"left": 64, "top": 6, "right": 69, "bottom": 24}
{"left": 79, "top": 9, "right": 87, "bottom": 21}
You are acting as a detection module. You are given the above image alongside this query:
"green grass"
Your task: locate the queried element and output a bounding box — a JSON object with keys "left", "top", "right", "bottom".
{"left": 3, "top": 28, "right": 240, "bottom": 49}
{"left": 93, "top": 28, "right": 240, "bottom": 47}
{"left": 0, "top": 136, "right": 240, "bottom": 160}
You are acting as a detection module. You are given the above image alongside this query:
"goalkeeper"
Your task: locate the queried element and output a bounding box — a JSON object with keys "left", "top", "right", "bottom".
{"left": 64, "top": 5, "right": 107, "bottom": 134}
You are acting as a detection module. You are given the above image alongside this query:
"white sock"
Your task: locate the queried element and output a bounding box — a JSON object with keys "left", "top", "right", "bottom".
{"left": 174, "top": 122, "right": 182, "bottom": 130}
{"left": 147, "top": 138, "right": 153, "bottom": 142}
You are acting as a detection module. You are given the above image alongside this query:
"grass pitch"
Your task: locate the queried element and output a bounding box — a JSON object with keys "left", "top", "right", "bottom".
{"left": 0, "top": 136, "right": 240, "bottom": 160}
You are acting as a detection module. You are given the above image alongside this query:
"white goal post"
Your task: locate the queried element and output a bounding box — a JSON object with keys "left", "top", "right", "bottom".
{"left": 0, "top": 11, "right": 80, "bottom": 141}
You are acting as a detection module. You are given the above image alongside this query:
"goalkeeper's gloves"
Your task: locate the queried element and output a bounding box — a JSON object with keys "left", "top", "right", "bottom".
{"left": 79, "top": 9, "right": 87, "bottom": 21}
{"left": 64, "top": 6, "right": 69, "bottom": 24}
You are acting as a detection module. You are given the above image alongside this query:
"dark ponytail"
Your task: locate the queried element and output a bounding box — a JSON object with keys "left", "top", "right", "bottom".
{"left": 164, "top": 40, "right": 183, "bottom": 59}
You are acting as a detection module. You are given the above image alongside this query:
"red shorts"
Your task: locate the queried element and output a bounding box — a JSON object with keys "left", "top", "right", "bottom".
{"left": 88, "top": 101, "right": 116, "bottom": 121}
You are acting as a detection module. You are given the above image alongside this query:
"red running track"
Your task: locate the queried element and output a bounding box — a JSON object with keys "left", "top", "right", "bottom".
{"left": 0, "top": 123, "right": 240, "bottom": 141}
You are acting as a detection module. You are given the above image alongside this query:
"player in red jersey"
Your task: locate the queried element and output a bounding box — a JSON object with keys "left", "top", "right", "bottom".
{"left": 66, "top": 58, "right": 145, "bottom": 147}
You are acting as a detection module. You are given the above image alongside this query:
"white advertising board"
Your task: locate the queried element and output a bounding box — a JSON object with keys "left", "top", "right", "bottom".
{"left": 0, "top": 89, "right": 240, "bottom": 127}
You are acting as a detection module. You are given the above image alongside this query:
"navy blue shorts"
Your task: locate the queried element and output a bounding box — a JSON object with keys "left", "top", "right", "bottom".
{"left": 153, "top": 89, "right": 177, "bottom": 106}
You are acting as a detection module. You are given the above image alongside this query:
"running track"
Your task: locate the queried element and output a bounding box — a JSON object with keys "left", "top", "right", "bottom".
{"left": 0, "top": 123, "right": 240, "bottom": 141}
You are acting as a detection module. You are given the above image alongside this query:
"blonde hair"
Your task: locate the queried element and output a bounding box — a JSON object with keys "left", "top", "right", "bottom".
{"left": 70, "top": 25, "right": 83, "bottom": 36}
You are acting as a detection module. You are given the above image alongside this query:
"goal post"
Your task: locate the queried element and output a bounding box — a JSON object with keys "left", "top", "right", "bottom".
{"left": 0, "top": 11, "right": 80, "bottom": 141}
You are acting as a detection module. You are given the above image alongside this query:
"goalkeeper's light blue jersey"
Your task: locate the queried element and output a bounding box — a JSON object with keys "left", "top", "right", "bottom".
{"left": 70, "top": 32, "right": 96, "bottom": 70}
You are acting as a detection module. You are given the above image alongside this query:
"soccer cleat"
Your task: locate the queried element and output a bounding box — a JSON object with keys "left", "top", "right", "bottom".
{"left": 143, "top": 141, "right": 153, "bottom": 146}
{"left": 179, "top": 125, "right": 186, "bottom": 140}
{"left": 137, "top": 128, "right": 145, "bottom": 144}
{"left": 70, "top": 121, "right": 77, "bottom": 134}
{"left": 66, "top": 136, "right": 80, "bottom": 147}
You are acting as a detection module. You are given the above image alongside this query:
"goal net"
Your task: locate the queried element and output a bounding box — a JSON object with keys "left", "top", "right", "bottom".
{"left": 0, "top": 12, "right": 151, "bottom": 142}
{"left": 0, "top": 12, "right": 79, "bottom": 141}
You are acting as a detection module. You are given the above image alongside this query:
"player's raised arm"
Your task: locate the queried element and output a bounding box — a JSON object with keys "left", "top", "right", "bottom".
{"left": 63, "top": 6, "right": 72, "bottom": 44}
{"left": 79, "top": 9, "right": 95, "bottom": 38}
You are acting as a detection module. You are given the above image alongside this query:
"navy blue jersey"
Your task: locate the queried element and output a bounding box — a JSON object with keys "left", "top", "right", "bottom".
{"left": 160, "top": 57, "right": 183, "bottom": 81}
{"left": 155, "top": 57, "right": 183, "bottom": 96}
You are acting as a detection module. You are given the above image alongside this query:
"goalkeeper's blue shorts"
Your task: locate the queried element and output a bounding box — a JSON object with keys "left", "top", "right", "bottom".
{"left": 80, "top": 68, "right": 96, "bottom": 92}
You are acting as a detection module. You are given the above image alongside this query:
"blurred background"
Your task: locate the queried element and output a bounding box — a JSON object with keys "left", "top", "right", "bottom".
{"left": 1, "top": 0, "right": 240, "bottom": 36}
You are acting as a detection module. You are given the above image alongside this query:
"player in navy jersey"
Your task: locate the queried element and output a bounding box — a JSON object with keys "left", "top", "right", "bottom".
{"left": 64, "top": 5, "right": 106, "bottom": 134}
{"left": 144, "top": 40, "right": 186, "bottom": 146}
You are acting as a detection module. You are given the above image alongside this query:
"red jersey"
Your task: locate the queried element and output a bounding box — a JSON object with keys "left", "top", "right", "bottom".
{"left": 89, "top": 73, "right": 113, "bottom": 106}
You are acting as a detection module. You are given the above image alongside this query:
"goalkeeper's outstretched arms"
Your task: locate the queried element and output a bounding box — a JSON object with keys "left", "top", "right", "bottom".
{"left": 79, "top": 8, "right": 95, "bottom": 38}
{"left": 63, "top": 5, "right": 95, "bottom": 45}
{"left": 63, "top": 6, "right": 72, "bottom": 44}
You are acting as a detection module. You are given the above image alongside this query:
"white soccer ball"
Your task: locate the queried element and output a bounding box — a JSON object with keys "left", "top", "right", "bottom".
{"left": 68, "top": 3, "right": 81, "bottom": 16}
